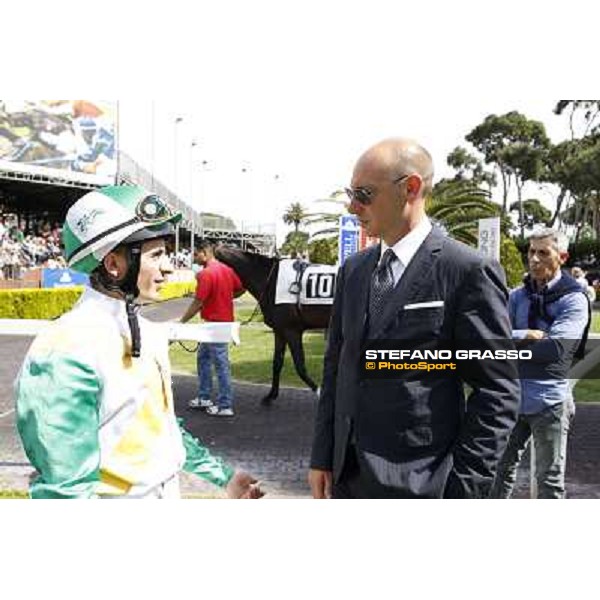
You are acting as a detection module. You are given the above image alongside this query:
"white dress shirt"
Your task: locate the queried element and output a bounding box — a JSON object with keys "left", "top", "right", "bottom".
{"left": 379, "top": 218, "right": 433, "bottom": 286}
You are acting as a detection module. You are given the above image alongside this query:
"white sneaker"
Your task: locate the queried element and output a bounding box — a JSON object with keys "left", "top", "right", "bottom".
{"left": 188, "top": 397, "right": 214, "bottom": 410}
{"left": 206, "top": 406, "right": 235, "bottom": 417}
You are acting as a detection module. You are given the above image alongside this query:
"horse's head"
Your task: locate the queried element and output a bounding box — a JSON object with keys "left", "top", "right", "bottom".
{"left": 215, "top": 246, "right": 278, "bottom": 300}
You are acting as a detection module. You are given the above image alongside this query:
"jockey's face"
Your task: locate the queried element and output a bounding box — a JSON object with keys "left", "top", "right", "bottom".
{"left": 137, "top": 238, "right": 173, "bottom": 302}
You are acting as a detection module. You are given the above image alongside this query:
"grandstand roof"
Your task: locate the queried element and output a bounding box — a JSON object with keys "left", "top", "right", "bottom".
{"left": 0, "top": 172, "right": 90, "bottom": 220}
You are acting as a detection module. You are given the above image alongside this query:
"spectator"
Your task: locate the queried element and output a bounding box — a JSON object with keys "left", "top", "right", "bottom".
{"left": 491, "top": 229, "right": 590, "bottom": 499}
{"left": 571, "top": 266, "right": 596, "bottom": 303}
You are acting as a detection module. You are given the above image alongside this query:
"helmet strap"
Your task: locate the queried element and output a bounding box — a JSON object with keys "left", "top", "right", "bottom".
{"left": 125, "top": 294, "right": 142, "bottom": 358}
{"left": 120, "top": 244, "right": 143, "bottom": 357}
{"left": 95, "top": 243, "right": 144, "bottom": 357}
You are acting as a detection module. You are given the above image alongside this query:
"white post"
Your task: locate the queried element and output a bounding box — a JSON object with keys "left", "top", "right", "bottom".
{"left": 530, "top": 439, "right": 537, "bottom": 499}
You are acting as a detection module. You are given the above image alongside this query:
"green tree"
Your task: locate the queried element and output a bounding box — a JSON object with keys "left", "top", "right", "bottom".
{"left": 554, "top": 100, "right": 600, "bottom": 138}
{"left": 282, "top": 202, "right": 308, "bottom": 233}
{"left": 500, "top": 236, "right": 526, "bottom": 288}
{"left": 501, "top": 131, "right": 550, "bottom": 238}
{"left": 466, "top": 112, "right": 550, "bottom": 219}
{"left": 447, "top": 146, "right": 479, "bottom": 179}
{"left": 280, "top": 231, "right": 309, "bottom": 257}
{"left": 308, "top": 237, "right": 338, "bottom": 265}
{"left": 548, "top": 103, "right": 600, "bottom": 237}
{"left": 509, "top": 198, "right": 551, "bottom": 231}
{"left": 446, "top": 146, "right": 497, "bottom": 192}
{"left": 553, "top": 135, "right": 600, "bottom": 240}
{"left": 542, "top": 139, "right": 580, "bottom": 227}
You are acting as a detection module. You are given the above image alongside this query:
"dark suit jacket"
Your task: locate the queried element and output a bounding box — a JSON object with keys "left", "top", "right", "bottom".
{"left": 310, "top": 226, "right": 519, "bottom": 498}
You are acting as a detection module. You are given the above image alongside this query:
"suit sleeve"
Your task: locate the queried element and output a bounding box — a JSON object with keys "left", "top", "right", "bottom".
{"left": 310, "top": 262, "right": 346, "bottom": 470}
{"left": 444, "top": 259, "right": 520, "bottom": 499}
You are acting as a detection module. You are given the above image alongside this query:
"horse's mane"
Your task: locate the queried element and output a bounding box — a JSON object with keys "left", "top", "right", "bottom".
{"left": 215, "top": 248, "right": 277, "bottom": 300}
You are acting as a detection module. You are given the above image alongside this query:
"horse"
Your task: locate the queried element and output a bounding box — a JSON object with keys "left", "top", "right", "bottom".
{"left": 214, "top": 246, "right": 333, "bottom": 404}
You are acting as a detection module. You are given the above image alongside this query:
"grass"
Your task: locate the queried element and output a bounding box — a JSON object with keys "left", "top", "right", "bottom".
{"left": 574, "top": 310, "right": 600, "bottom": 402}
{"left": 170, "top": 302, "right": 326, "bottom": 388}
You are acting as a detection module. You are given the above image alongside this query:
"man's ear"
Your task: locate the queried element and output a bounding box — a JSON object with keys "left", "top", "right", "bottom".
{"left": 102, "top": 250, "right": 126, "bottom": 279}
{"left": 405, "top": 174, "right": 422, "bottom": 201}
{"left": 559, "top": 251, "right": 569, "bottom": 265}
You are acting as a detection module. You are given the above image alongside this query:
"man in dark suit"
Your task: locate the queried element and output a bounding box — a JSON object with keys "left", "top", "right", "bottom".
{"left": 308, "top": 138, "right": 520, "bottom": 499}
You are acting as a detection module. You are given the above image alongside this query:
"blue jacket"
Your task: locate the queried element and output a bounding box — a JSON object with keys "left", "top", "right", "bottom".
{"left": 510, "top": 271, "right": 589, "bottom": 414}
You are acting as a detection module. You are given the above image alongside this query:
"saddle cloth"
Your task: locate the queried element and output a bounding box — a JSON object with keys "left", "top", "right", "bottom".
{"left": 275, "top": 259, "right": 337, "bottom": 305}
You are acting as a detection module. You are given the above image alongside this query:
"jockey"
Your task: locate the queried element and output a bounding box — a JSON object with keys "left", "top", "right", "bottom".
{"left": 15, "top": 185, "right": 263, "bottom": 499}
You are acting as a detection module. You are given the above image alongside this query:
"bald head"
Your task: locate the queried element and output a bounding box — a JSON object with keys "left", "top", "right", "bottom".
{"left": 355, "top": 138, "right": 434, "bottom": 198}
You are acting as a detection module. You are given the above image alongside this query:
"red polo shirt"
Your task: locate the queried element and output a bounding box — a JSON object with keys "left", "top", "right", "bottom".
{"left": 195, "top": 260, "right": 243, "bottom": 322}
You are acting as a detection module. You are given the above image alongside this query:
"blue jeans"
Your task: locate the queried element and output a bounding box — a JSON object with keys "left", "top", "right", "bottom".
{"left": 197, "top": 343, "right": 233, "bottom": 409}
{"left": 490, "top": 400, "right": 573, "bottom": 499}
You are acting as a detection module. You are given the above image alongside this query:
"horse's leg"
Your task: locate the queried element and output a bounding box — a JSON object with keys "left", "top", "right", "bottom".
{"left": 287, "top": 329, "right": 318, "bottom": 393}
{"left": 262, "top": 329, "right": 286, "bottom": 405}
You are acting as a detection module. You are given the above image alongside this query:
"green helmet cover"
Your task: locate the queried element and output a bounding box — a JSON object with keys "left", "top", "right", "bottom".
{"left": 62, "top": 185, "right": 182, "bottom": 274}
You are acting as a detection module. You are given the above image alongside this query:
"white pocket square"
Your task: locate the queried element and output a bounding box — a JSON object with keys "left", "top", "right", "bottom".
{"left": 403, "top": 300, "right": 444, "bottom": 310}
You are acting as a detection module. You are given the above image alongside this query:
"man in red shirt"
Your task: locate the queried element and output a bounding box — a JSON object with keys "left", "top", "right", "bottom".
{"left": 181, "top": 241, "right": 244, "bottom": 416}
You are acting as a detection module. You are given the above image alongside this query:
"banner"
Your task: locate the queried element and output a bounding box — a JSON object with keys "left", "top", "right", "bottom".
{"left": 338, "top": 214, "right": 359, "bottom": 265}
{"left": 0, "top": 100, "right": 117, "bottom": 185}
{"left": 478, "top": 217, "right": 501, "bottom": 261}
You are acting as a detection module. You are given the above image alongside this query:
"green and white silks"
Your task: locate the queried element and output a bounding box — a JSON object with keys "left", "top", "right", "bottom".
{"left": 15, "top": 287, "right": 233, "bottom": 499}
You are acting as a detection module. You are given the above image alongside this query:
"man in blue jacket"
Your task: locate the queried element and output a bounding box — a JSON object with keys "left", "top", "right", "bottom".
{"left": 491, "top": 229, "right": 590, "bottom": 499}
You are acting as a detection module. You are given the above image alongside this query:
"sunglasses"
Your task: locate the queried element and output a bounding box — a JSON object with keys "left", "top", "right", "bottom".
{"left": 345, "top": 174, "right": 410, "bottom": 206}
{"left": 135, "top": 195, "right": 174, "bottom": 223}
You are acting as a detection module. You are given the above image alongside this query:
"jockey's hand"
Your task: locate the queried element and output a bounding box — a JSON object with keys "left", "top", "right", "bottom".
{"left": 308, "top": 469, "right": 332, "bottom": 499}
{"left": 226, "top": 471, "right": 265, "bottom": 499}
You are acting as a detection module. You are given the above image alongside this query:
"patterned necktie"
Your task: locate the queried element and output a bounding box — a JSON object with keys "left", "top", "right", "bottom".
{"left": 368, "top": 248, "right": 397, "bottom": 334}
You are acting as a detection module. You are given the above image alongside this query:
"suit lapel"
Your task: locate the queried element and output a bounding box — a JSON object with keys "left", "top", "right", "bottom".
{"left": 368, "top": 227, "right": 445, "bottom": 339}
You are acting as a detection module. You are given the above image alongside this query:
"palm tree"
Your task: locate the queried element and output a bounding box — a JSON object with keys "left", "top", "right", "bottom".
{"left": 427, "top": 180, "right": 502, "bottom": 246}
{"left": 282, "top": 202, "right": 308, "bottom": 233}
{"left": 302, "top": 189, "right": 347, "bottom": 239}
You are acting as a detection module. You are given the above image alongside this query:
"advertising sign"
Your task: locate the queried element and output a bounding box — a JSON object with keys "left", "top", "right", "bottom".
{"left": 41, "top": 268, "right": 89, "bottom": 288}
{"left": 338, "top": 214, "right": 359, "bottom": 265}
{"left": 478, "top": 217, "right": 501, "bottom": 261}
{"left": 0, "top": 100, "right": 117, "bottom": 185}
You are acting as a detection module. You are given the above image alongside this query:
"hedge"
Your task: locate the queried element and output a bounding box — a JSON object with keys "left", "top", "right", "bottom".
{"left": 0, "top": 281, "right": 196, "bottom": 320}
